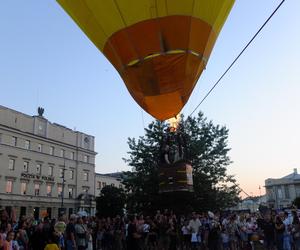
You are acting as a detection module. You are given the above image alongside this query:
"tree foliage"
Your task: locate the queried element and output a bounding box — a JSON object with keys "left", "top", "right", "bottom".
{"left": 122, "top": 112, "right": 240, "bottom": 214}
{"left": 96, "top": 185, "right": 126, "bottom": 217}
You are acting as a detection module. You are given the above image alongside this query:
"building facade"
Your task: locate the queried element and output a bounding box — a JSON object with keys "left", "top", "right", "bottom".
{"left": 95, "top": 173, "right": 123, "bottom": 197}
{"left": 265, "top": 168, "right": 300, "bottom": 209}
{"left": 231, "top": 195, "right": 267, "bottom": 212}
{"left": 0, "top": 105, "right": 96, "bottom": 219}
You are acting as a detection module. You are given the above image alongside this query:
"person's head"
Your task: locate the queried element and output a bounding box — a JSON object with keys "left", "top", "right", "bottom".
{"left": 69, "top": 214, "right": 76, "bottom": 224}
{"left": 163, "top": 144, "right": 170, "bottom": 152}
{"left": 6, "top": 231, "right": 15, "bottom": 242}
{"left": 44, "top": 217, "right": 50, "bottom": 224}
{"left": 6, "top": 223, "right": 12, "bottom": 232}
{"left": 51, "top": 219, "right": 56, "bottom": 226}
{"left": 264, "top": 213, "right": 272, "bottom": 222}
{"left": 192, "top": 212, "right": 197, "bottom": 220}
{"left": 21, "top": 221, "right": 27, "bottom": 229}
{"left": 284, "top": 212, "right": 289, "bottom": 219}
{"left": 77, "top": 217, "right": 83, "bottom": 224}
{"left": 276, "top": 215, "right": 282, "bottom": 223}
{"left": 292, "top": 210, "right": 297, "bottom": 218}
{"left": 15, "top": 231, "right": 21, "bottom": 239}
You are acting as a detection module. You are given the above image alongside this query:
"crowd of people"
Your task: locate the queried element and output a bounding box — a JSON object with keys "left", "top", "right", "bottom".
{"left": 1, "top": 208, "right": 300, "bottom": 250}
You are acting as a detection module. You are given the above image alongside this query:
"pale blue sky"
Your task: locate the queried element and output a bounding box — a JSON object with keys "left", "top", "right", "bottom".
{"left": 0, "top": 1, "right": 299, "bottom": 196}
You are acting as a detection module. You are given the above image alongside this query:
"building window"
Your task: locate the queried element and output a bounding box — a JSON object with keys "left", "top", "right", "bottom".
{"left": 21, "top": 182, "right": 27, "bottom": 195}
{"left": 97, "top": 181, "right": 101, "bottom": 189}
{"left": 83, "top": 172, "right": 89, "bottom": 181}
{"left": 60, "top": 149, "right": 64, "bottom": 158}
{"left": 59, "top": 168, "right": 64, "bottom": 178}
{"left": 34, "top": 184, "right": 40, "bottom": 196}
{"left": 70, "top": 170, "right": 74, "bottom": 180}
{"left": 284, "top": 185, "right": 290, "bottom": 199}
{"left": 24, "top": 140, "right": 30, "bottom": 150}
{"left": 70, "top": 152, "right": 74, "bottom": 160}
{"left": 50, "top": 146, "right": 54, "bottom": 155}
{"left": 83, "top": 155, "right": 89, "bottom": 163}
{"left": 111, "top": 183, "right": 115, "bottom": 187}
{"left": 23, "top": 161, "right": 29, "bottom": 172}
{"left": 58, "top": 186, "right": 62, "bottom": 197}
{"left": 48, "top": 166, "right": 53, "bottom": 176}
{"left": 277, "top": 187, "right": 283, "bottom": 199}
{"left": 47, "top": 185, "right": 52, "bottom": 197}
{"left": 102, "top": 182, "right": 106, "bottom": 187}
{"left": 36, "top": 164, "right": 41, "bottom": 174}
{"left": 6, "top": 180, "right": 13, "bottom": 193}
{"left": 12, "top": 136, "right": 17, "bottom": 146}
{"left": 8, "top": 159, "right": 15, "bottom": 170}
{"left": 37, "top": 144, "right": 42, "bottom": 152}
{"left": 68, "top": 187, "right": 74, "bottom": 198}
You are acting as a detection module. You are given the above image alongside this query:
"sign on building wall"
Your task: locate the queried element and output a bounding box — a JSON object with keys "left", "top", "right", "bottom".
{"left": 21, "top": 173, "right": 54, "bottom": 182}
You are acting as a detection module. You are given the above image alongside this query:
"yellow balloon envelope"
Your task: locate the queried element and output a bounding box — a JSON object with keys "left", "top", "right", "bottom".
{"left": 57, "top": 0, "right": 235, "bottom": 120}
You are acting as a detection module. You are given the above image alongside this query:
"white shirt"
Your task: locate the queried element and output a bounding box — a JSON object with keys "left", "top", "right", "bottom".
{"left": 188, "top": 219, "right": 202, "bottom": 234}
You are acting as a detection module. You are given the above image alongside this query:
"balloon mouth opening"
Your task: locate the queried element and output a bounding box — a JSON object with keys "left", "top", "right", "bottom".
{"left": 167, "top": 114, "right": 180, "bottom": 132}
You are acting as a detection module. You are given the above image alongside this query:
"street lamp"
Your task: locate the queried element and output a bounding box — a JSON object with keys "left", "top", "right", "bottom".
{"left": 250, "top": 192, "right": 255, "bottom": 212}
{"left": 60, "top": 157, "right": 66, "bottom": 216}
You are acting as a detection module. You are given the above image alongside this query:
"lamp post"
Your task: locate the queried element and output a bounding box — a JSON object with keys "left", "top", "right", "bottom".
{"left": 250, "top": 192, "right": 255, "bottom": 212}
{"left": 60, "top": 157, "right": 66, "bottom": 216}
{"left": 259, "top": 185, "right": 262, "bottom": 204}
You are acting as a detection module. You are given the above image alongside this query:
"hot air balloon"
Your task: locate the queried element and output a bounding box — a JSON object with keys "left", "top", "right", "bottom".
{"left": 57, "top": 0, "right": 235, "bottom": 121}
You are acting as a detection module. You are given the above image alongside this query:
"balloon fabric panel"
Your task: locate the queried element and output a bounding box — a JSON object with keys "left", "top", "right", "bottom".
{"left": 57, "top": 0, "right": 235, "bottom": 120}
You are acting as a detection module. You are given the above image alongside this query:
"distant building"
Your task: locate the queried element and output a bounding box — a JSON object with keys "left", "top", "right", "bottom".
{"left": 0, "top": 105, "right": 96, "bottom": 219}
{"left": 95, "top": 173, "right": 123, "bottom": 196}
{"left": 265, "top": 168, "right": 300, "bottom": 209}
{"left": 232, "top": 195, "right": 267, "bottom": 212}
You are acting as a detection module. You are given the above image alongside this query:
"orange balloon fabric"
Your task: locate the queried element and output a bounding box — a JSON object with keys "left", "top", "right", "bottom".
{"left": 57, "top": 0, "right": 235, "bottom": 120}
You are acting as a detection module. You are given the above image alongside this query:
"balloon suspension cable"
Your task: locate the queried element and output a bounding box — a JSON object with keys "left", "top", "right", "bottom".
{"left": 189, "top": 0, "right": 286, "bottom": 117}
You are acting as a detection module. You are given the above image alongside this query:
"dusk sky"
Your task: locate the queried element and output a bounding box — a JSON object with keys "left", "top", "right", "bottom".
{"left": 0, "top": 0, "right": 299, "bottom": 197}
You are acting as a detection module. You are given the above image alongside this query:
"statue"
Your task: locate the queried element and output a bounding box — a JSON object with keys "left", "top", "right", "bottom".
{"left": 38, "top": 107, "right": 44, "bottom": 117}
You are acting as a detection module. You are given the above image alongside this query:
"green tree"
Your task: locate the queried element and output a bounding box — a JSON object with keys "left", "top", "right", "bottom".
{"left": 96, "top": 185, "right": 126, "bottom": 217}
{"left": 123, "top": 112, "right": 240, "bottom": 213}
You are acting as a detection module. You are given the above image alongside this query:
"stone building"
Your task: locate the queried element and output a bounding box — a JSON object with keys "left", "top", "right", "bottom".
{"left": 0, "top": 105, "right": 96, "bottom": 219}
{"left": 95, "top": 173, "right": 123, "bottom": 197}
{"left": 265, "top": 168, "right": 300, "bottom": 209}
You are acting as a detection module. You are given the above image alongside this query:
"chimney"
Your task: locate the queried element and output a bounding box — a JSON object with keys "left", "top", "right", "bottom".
{"left": 294, "top": 168, "right": 298, "bottom": 174}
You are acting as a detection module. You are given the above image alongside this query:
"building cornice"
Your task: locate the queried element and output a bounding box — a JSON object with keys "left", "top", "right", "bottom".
{"left": 0, "top": 143, "right": 96, "bottom": 167}
{"left": 0, "top": 125, "right": 97, "bottom": 155}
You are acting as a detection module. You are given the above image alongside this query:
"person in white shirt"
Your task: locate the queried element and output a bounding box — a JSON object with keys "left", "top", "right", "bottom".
{"left": 181, "top": 221, "right": 191, "bottom": 249}
{"left": 283, "top": 212, "right": 292, "bottom": 250}
{"left": 188, "top": 212, "right": 202, "bottom": 234}
{"left": 188, "top": 212, "right": 202, "bottom": 248}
